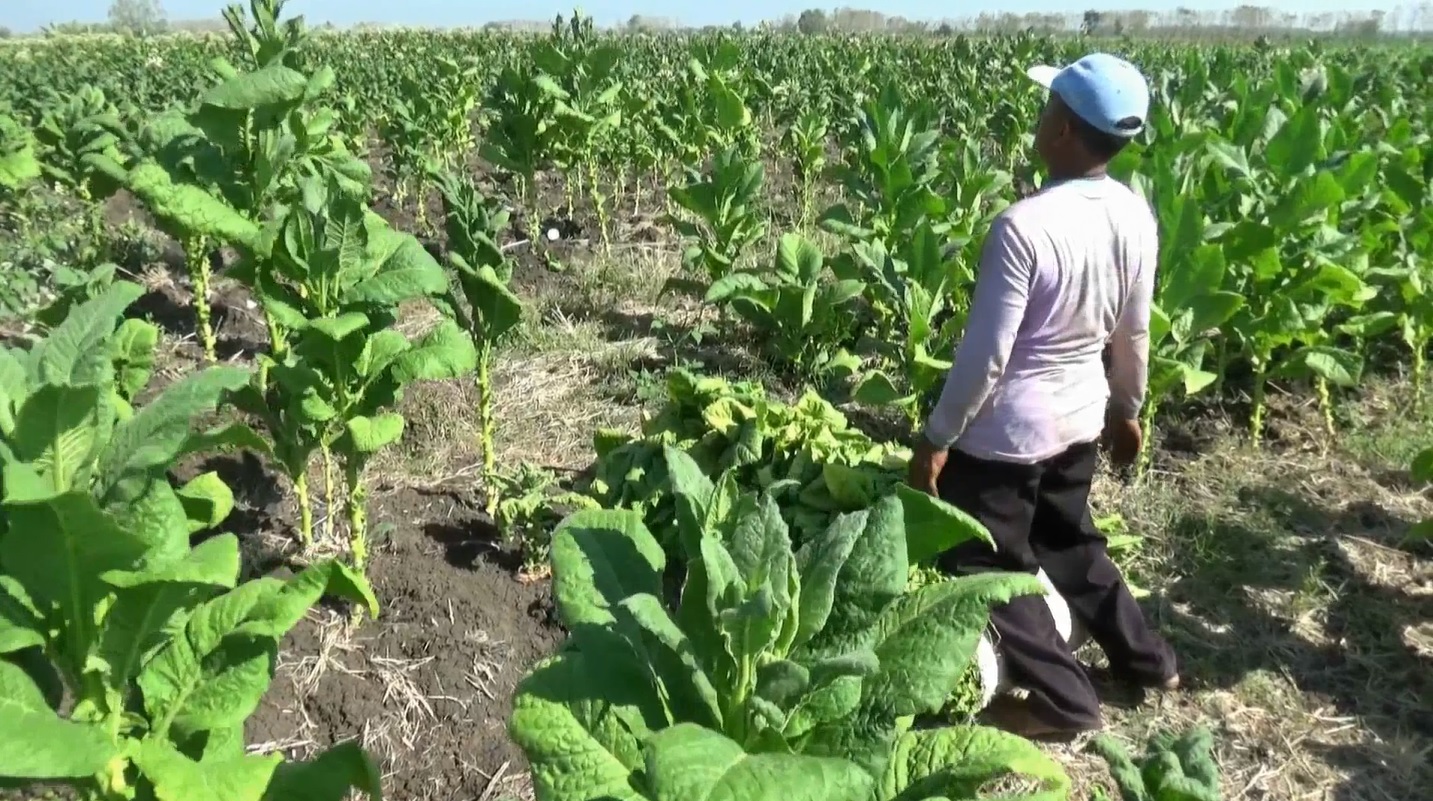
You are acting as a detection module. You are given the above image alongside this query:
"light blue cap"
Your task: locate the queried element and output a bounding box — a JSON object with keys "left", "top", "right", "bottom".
{"left": 1027, "top": 53, "right": 1150, "bottom": 139}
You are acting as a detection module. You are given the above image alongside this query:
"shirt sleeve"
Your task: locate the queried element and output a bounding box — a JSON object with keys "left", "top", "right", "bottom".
{"left": 1107, "top": 221, "right": 1158, "bottom": 420}
{"left": 921, "top": 215, "right": 1035, "bottom": 450}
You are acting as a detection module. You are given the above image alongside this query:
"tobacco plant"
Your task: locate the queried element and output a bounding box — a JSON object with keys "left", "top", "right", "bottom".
{"left": 84, "top": 0, "right": 372, "bottom": 366}
{"left": 435, "top": 170, "right": 524, "bottom": 516}
{"left": 664, "top": 144, "right": 768, "bottom": 291}
{"left": 706, "top": 233, "right": 863, "bottom": 383}
{"left": 510, "top": 446, "right": 1070, "bottom": 800}
{"left": 532, "top": 20, "right": 624, "bottom": 249}
{"left": 233, "top": 185, "right": 477, "bottom": 567}
{"left": 0, "top": 280, "right": 384, "bottom": 799}
{"left": 780, "top": 103, "right": 830, "bottom": 228}
{"left": 837, "top": 223, "right": 967, "bottom": 431}
{"left": 482, "top": 62, "right": 561, "bottom": 242}
{"left": 1088, "top": 726, "right": 1222, "bottom": 801}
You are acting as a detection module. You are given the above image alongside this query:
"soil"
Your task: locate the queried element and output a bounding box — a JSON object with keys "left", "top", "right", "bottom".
{"left": 245, "top": 487, "right": 564, "bottom": 801}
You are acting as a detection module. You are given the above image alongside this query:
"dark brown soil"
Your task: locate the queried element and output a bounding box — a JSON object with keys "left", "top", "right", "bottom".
{"left": 246, "top": 487, "right": 563, "bottom": 801}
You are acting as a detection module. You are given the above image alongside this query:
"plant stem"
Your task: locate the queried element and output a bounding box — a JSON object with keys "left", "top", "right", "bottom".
{"left": 1315, "top": 376, "right": 1334, "bottom": 436}
{"left": 322, "top": 441, "right": 336, "bottom": 543}
{"left": 186, "top": 237, "right": 216, "bottom": 362}
{"left": 1414, "top": 338, "right": 1426, "bottom": 415}
{"left": 345, "top": 460, "right": 368, "bottom": 571}
{"left": 478, "top": 347, "right": 498, "bottom": 517}
{"left": 1135, "top": 401, "right": 1157, "bottom": 482}
{"left": 1249, "top": 367, "right": 1267, "bottom": 449}
{"left": 587, "top": 159, "right": 609, "bottom": 253}
{"left": 295, "top": 471, "right": 313, "bottom": 547}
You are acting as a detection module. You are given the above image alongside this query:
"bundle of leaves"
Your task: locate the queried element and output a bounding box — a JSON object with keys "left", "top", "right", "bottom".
{"left": 1088, "top": 726, "right": 1221, "bottom": 801}
{"left": 0, "top": 281, "right": 383, "bottom": 798}
{"left": 510, "top": 445, "right": 1071, "bottom": 801}
{"left": 585, "top": 369, "right": 910, "bottom": 547}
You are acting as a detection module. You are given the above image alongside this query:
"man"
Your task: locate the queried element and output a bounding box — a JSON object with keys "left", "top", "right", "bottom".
{"left": 907, "top": 53, "right": 1179, "bottom": 739}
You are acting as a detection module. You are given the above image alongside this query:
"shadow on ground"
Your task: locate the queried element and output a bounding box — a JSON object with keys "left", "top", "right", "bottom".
{"left": 1159, "top": 484, "right": 1432, "bottom": 800}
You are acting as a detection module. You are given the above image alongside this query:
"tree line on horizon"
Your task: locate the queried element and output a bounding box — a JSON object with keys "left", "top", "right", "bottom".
{"left": 5, "top": 0, "right": 1430, "bottom": 40}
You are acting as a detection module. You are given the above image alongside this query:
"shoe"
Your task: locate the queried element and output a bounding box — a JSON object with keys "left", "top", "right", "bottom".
{"left": 1098, "top": 663, "right": 1181, "bottom": 692}
{"left": 979, "top": 696, "right": 1100, "bottom": 742}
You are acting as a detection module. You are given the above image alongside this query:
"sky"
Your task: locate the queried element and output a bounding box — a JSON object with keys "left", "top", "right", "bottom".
{"left": 3, "top": 0, "right": 1405, "bottom": 33}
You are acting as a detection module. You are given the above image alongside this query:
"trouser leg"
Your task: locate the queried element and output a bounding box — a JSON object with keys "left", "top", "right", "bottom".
{"left": 935, "top": 449, "right": 1102, "bottom": 731}
{"left": 1029, "top": 441, "right": 1177, "bottom": 685}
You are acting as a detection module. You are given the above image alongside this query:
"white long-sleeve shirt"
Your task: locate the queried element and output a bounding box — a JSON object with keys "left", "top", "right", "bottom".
{"left": 921, "top": 175, "right": 1157, "bottom": 464}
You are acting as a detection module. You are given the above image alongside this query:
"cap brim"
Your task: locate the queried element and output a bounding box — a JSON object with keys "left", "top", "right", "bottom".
{"left": 1025, "top": 65, "right": 1060, "bottom": 89}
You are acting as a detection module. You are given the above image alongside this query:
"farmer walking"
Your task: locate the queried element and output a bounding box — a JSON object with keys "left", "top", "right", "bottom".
{"left": 907, "top": 53, "right": 1179, "bottom": 739}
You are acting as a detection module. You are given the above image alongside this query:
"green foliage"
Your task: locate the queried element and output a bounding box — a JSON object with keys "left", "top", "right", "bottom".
{"left": 1088, "top": 726, "right": 1222, "bottom": 801}
{"left": 511, "top": 444, "right": 1069, "bottom": 800}
{"left": 0, "top": 280, "right": 384, "bottom": 800}
{"left": 435, "top": 169, "right": 525, "bottom": 515}
{"left": 706, "top": 233, "right": 864, "bottom": 383}
{"left": 664, "top": 145, "right": 768, "bottom": 287}
{"left": 232, "top": 185, "right": 477, "bottom": 564}
{"left": 585, "top": 369, "right": 910, "bottom": 546}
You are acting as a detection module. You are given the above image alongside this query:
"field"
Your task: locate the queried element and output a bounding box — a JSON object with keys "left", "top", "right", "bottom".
{"left": 0, "top": 3, "right": 1430, "bottom": 801}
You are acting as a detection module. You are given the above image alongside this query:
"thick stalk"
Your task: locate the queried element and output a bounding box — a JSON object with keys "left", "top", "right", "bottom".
{"left": 1249, "top": 365, "right": 1268, "bottom": 449}
{"left": 345, "top": 460, "right": 369, "bottom": 570}
{"left": 586, "top": 159, "right": 609, "bottom": 252}
{"left": 520, "top": 175, "right": 540, "bottom": 244}
{"left": 1135, "top": 400, "right": 1158, "bottom": 481}
{"left": 1315, "top": 376, "right": 1334, "bottom": 436}
{"left": 478, "top": 346, "right": 498, "bottom": 517}
{"left": 185, "top": 237, "right": 216, "bottom": 362}
{"left": 1413, "top": 337, "right": 1427, "bottom": 414}
{"left": 258, "top": 306, "right": 284, "bottom": 391}
{"left": 295, "top": 471, "right": 313, "bottom": 547}
{"left": 321, "top": 442, "right": 336, "bottom": 543}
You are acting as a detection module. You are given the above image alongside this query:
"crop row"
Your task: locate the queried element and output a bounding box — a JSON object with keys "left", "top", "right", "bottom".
{"left": 0, "top": 0, "right": 1428, "bottom": 798}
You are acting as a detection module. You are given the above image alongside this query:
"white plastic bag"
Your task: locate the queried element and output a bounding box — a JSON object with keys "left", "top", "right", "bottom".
{"left": 974, "top": 568, "right": 1089, "bottom": 708}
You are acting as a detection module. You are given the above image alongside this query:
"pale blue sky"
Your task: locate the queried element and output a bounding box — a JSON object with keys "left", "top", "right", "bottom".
{"left": 3, "top": 0, "right": 1406, "bottom": 33}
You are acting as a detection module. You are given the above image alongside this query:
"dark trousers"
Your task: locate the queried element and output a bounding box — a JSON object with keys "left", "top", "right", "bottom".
{"left": 936, "top": 439, "right": 1176, "bottom": 729}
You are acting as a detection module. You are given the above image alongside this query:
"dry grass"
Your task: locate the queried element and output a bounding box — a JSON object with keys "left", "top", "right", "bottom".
{"left": 1055, "top": 384, "right": 1433, "bottom": 800}
{"left": 266, "top": 609, "right": 518, "bottom": 798}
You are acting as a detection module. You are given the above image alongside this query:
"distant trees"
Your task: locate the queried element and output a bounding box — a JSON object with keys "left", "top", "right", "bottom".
{"left": 108, "top": 0, "right": 168, "bottom": 35}
{"left": 797, "top": 9, "right": 830, "bottom": 34}
{"left": 771, "top": 5, "right": 1429, "bottom": 36}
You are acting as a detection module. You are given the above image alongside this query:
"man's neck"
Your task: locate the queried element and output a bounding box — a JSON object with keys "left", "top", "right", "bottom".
{"left": 1047, "top": 164, "right": 1108, "bottom": 182}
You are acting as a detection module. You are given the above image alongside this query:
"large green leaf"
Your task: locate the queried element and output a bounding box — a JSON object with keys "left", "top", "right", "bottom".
{"left": 9, "top": 383, "right": 109, "bottom": 492}
{"left": 98, "top": 534, "right": 242, "bottom": 687}
{"left": 31, "top": 280, "right": 144, "bottom": 388}
{"left": 550, "top": 509, "right": 666, "bottom": 631}
{"left": 137, "top": 738, "right": 282, "bottom": 801}
{"left": 896, "top": 485, "right": 993, "bottom": 565}
{"left": 261, "top": 741, "right": 384, "bottom": 801}
{"left": 878, "top": 725, "right": 1070, "bottom": 801}
{"left": 97, "top": 365, "right": 252, "bottom": 495}
{"left": 509, "top": 653, "right": 653, "bottom": 801}
{"left": 0, "top": 661, "right": 118, "bottom": 780}
{"left": 797, "top": 496, "right": 908, "bottom": 658}
{"left": 0, "top": 489, "right": 149, "bottom": 672}
{"left": 201, "top": 64, "right": 309, "bottom": 110}
{"left": 861, "top": 572, "right": 1044, "bottom": 719}
{"left": 643, "top": 723, "right": 874, "bottom": 801}
{"left": 454, "top": 260, "right": 524, "bottom": 341}
{"left": 392, "top": 320, "right": 478, "bottom": 382}
{"left": 139, "top": 562, "right": 377, "bottom": 738}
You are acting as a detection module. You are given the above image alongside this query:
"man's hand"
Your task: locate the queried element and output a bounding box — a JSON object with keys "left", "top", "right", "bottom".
{"left": 1102, "top": 411, "right": 1142, "bottom": 469}
{"left": 908, "top": 435, "right": 949, "bottom": 495}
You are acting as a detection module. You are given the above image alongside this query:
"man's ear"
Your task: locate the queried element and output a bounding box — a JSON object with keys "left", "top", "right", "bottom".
{"left": 1052, "top": 114, "right": 1074, "bottom": 146}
